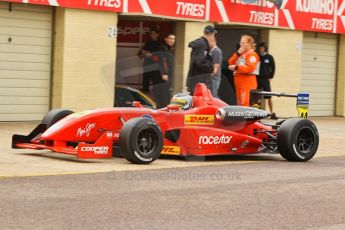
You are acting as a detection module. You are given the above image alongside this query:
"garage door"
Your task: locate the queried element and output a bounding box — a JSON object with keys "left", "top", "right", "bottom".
{"left": 301, "top": 32, "right": 337, "bottom": 116}
{"left": 0, "top": 2, "right": 52, "bottom": 121}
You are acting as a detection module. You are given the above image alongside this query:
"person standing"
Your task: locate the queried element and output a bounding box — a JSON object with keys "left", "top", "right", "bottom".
{"left": 139, "top": 28, "right": 164, "bottom": 94}
{"left": 257, "top": 42, "right": 277, "bottom": 119}
{"left": 228, "top": 35, "right": 260, "bottom": 107}
{"left": 157, "top": 33, "right": 176, "bottom": 107}
{"left": 209, "top": 38, "right": 223, "bottom": 98}
{"left": 186, "top": 25, "right": 215, "bottom": 94}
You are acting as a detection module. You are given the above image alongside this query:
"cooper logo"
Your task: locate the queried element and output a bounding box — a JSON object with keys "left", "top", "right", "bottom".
{"left": 77, "top": 123, "right": 96, "bottom": 137}
{"left": 80, "top": 146, "right": 109, "bottom": 154}
{"left": 199, "top": 135, "right": 232, "bottom": 145}
{"left": 185, "top": 115, "right": 214, "bottom": 125}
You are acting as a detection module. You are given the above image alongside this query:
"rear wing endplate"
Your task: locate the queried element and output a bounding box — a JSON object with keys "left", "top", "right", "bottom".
{"left": 250, "top": 91, "right": 310, "bottom": 119}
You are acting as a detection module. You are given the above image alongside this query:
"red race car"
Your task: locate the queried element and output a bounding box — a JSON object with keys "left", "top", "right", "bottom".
{"left": 12, "top": 83, "right": 319, "bottom": 164}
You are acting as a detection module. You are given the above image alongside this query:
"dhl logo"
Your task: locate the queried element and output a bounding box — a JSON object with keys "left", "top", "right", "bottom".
{"left": 184, "top": 115, "right": 214, "bottom": 125}
{"left": 161, "top": 146, "right": 180, "bottom": 155}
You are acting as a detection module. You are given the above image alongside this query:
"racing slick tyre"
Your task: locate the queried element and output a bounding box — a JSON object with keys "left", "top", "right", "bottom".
{"left": 277, "top": 118, "right": 319, "bottom": 162}
{"left": 41, "top": 109, "right": 74, "bottom": 128}
{"left": 119, "top": 117, "right": 163, "bottom": 164}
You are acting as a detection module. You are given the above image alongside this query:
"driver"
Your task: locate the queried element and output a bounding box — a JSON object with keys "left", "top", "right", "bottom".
{"left": 170, "top": 93, "right": 193, "bottom": 110}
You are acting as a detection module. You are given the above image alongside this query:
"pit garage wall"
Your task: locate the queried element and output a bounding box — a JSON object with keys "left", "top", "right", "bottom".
{"left": 268, "top": 30, "right": 303, "bottom": 117}
{"left": 336, "top": 35, "right": 345, "bottom": 116}
{"left": 52, "top": 8, "right": 117, "bottom": 111}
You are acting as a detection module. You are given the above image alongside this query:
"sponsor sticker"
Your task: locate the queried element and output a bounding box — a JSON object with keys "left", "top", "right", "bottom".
{"left": 161, "top": 146, "right": 180, "bottom": 155}
{"left": 77, "top": 123, "right": 96, "bottom": 137}
{"left": 80, "top": 146, "right": 109, "bottom": 155}
{"left": 199, "top": 134, "right": 232, "bottom": 145}
{"left": 184, "top": 115, "right": 214, "bottom": 125}
{"left": 297, "top": 93, "right": 309, "bottom": 119}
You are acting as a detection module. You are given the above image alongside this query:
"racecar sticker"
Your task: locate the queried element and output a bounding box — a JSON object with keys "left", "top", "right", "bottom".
{"left": 198, "top": 134, "right": 232, "bottom": 145}
{"left": 297, "top": 93, "right": 309, "bottom": 119}
{"left": 161, "top": 146, "right": 180, "bottom": 155}
{"left": 80, "top": 146, "right": 109, "bottom": 155}
{"left": 77, "top": 123, "right": 96, "bottom": 137}
{"left": 184, "top": 115, "right": 214, "bottom": 125}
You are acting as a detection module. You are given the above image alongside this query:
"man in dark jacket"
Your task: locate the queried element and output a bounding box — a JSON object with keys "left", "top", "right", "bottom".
{"left": 257, "top": 42, "right": 277, "bottom": 119}
{"left": 139, "top": 28, "right": 164, "bottom": 93}
{"left": 186, "top": 25, "right": 215, "bottom": 94}
{"left": 157, "top": 33, "right": 176, "bottom": 108}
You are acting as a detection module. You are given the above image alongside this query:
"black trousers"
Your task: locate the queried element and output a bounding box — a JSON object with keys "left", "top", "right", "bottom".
{"left": 142, "top": 70, "right": 162, "bottom": 93}
{"left": 142, "top": 70, "right": 170, "bottom": 108}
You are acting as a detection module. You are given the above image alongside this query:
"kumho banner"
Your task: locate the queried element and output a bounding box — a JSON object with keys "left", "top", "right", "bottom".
{"left": 211, "top": 0, "right": 345, "bottom": 34}
{"left": 2, "top": 0, "right": 345, "bottom": 34}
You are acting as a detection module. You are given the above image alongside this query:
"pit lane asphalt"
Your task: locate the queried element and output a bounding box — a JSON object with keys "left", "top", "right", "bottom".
{"left": 0, "top": 117, "right": 345, "bottom": 229}
{"left": 1, "top": 155, "right": 345, "bottom": 230}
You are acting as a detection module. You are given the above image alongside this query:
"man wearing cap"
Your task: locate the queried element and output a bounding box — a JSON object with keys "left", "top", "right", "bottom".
{"left": 186, "top": 25, "right": 216, "bottom": 94}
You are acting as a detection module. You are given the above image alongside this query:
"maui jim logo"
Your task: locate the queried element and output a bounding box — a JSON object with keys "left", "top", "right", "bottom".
{"left": 77, "top": 123, "right": 96, "bottom": 137}
{"left": 184, "top": 115, "right": 214, "bottom": 125}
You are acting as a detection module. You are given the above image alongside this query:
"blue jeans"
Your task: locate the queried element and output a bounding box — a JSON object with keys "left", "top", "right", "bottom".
{"left": 211, "top": 78, "right": 221, "bottom": 98}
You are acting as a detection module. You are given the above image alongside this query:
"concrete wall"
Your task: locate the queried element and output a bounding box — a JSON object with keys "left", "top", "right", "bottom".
{"left": 268, "top": 29, "right": 303, "bottom": 117}
{"left": 52, "top": 8, "right": 117, "bottom": 111}
{"left": 336, "top": 34, "right": 345, "bottom": 116}
{"left": 174, "top": 21, "right": 213, "bottom": 93}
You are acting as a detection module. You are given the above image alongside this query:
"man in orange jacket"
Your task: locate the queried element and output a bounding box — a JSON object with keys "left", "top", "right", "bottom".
{"left": 228, "top": 35, "right": 260, "bottom": 107}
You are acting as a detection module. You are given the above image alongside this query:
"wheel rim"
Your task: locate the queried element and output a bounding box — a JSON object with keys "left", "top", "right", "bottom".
{"left": 296, "top": 127, "right": 315, "bottom": 154}
{"left": 136, "top": 126, "right": 158, "bottom": 156}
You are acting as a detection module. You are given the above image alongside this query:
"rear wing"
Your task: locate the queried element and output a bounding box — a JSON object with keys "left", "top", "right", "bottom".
{"left": 250, "top": 90, "right": 310, "bottom": 119}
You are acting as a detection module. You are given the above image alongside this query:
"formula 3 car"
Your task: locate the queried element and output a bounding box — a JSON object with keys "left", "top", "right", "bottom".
{"left": 12, "top": 83, "right": 319, "bottom": 164}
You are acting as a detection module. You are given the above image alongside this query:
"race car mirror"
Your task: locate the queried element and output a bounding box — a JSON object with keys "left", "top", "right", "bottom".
{"left": 167, "top": 104, "right": 180, "bottom": 111}
{"left": 132, "top": 101, "right": 143, "bottom": 108}
{"left": 296, "top": 93, "right": 309, "bottom": 119}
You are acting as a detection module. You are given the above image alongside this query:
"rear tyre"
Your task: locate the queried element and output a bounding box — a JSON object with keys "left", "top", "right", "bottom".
{"left": 119, "top": 117, "right": 163, "bottom": 164}
{"left": 277, "top": 118, "right": 319, "bottom": 162}
{"left": 41, "top": 109, "right": 74, "bottom": 128}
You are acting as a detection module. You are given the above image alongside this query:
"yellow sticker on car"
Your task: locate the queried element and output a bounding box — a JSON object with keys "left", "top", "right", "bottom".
{"left": 297, "top": 93, "right": 309, "bottom": 119}
{"left": 161, "top": 146, "right": 180, "bottom": 155}
{"left": 184, "top": 115, "right": 214, "bottom": 125}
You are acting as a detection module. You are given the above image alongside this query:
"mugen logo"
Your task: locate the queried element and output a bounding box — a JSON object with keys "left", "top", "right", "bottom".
{"left": 80, "top": 146, "right": 109, "bottom": 155}
{"left": 161, "top": 146, "right": 180, "bottom": 155}
{"left": 184, "top": 115, "right": 214, "bottom": 125}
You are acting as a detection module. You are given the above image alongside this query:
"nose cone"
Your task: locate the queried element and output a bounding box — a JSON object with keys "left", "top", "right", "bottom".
{"left": 41, "top": 115, "right": 77, "bottom": 140}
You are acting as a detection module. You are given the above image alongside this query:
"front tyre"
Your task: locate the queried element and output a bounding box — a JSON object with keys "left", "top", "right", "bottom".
{"left": 277, "top": 118, "right": 319, "bottom": 162}
{"left": 119, "top": 117, "right": 163, "bottom": 164}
